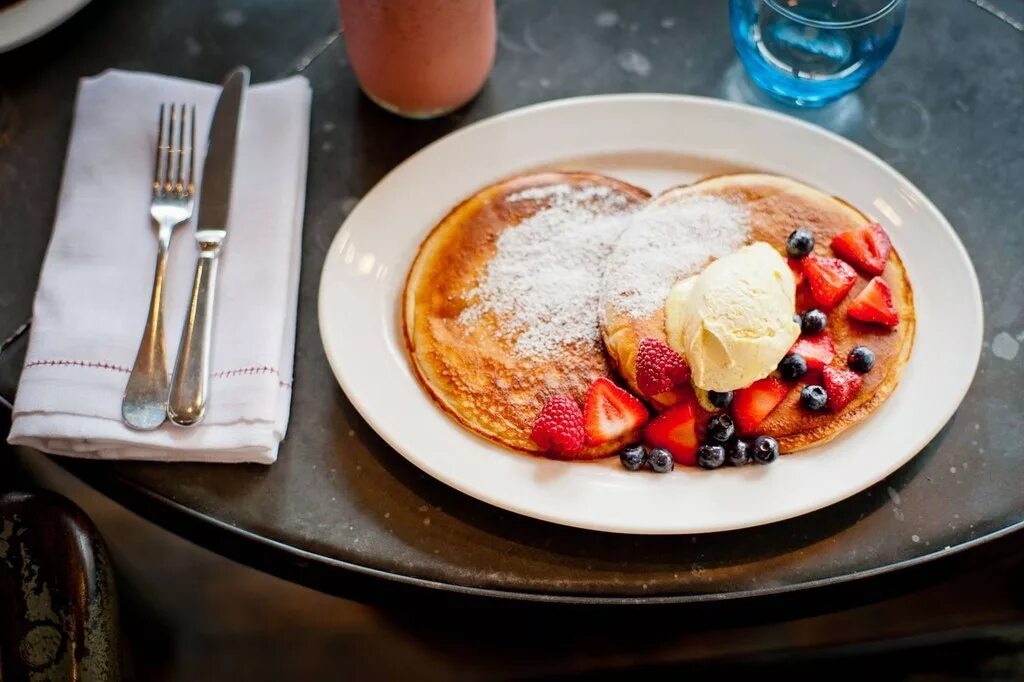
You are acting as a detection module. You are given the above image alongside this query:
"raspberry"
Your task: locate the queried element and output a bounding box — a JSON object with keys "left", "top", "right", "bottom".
{"left": 635, "top": 337, "right": 690, "bottom": 397}
{"left": 530, "top": 395, "right": 585, "bottom": 457}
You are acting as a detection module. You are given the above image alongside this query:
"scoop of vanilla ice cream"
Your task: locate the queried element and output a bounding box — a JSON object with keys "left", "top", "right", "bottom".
{"left": 665, "top": 242, "right": 800, "bottom": 392}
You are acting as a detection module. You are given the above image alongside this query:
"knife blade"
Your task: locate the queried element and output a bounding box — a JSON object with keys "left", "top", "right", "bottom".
{"left": 167, "top": 66, "right": 250, "bottom": 427}
{"left": 196, "top": 66, "right": 249, "bottom": 239}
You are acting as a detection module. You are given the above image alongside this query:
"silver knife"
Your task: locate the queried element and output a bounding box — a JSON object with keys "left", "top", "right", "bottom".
{"left": 167, "top": 66, "right": 250, "bottom": 426}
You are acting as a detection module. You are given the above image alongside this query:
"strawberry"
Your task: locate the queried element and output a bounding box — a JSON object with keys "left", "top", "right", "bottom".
{"left": 788, "top": 333, "right": 836, "bottom": 371}
{"left": 583, "top": 378, "right": 648, "bottom": 446}
{"left": 847, "top": 276, "right": 899, "bottom": 327}
{"left": 787, "top": 257, "right": 805, "bottom": 287}
{"left": 802, "top": 255, "right": 857, "bottom": 308}
{"left": 831, "top": 222, "right": 892, "bottom": 276}
{"left": 822, "top": 366, "right": 863, "bottom": 411}
{"left": 644, "top": 399, "right": 700, "bottom": 466}
{"left": 530, "top": 395, "right": 585, "bottom": 458}
{"left": 732, "top": 376, "right": 789, "bottom": 435}
{"left": 635, "top": 337, "right": 690, "bottom": 397}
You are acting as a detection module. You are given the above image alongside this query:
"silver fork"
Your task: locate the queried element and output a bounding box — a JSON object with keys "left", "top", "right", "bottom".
{"left": 121, "top": 103, "right": 196, "bottom": 430}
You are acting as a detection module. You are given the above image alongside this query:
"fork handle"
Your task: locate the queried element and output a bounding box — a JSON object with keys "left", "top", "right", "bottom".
{"left": 121, "top": 226, "right": 172, "bottom": 430}
{"left": 168, "top": 250, "right": 219, "bottom": 426}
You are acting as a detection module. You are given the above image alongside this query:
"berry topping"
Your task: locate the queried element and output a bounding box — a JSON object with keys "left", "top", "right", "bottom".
{"left": 530, "top": 395, "right": 585, "bottom": 457}
{"left": 847, "top": 276, "right": 899, "bottom": 327}
{"left": 847, "top": 345, "right": 876, "bottom": 373}
{"left": 786, "top": 228, "right": 815, "bottom": 259}
{"left": 649, "top": 447, "right": 674, "bottom": 473}
{"left": 726, "top": 438, "right": 752, "bottom": 466}
{"left": 619, "top": 444, "right": 648, "bottom": 471}
{"left": 644, "top": 399, "right": 700, "bottom": 466}
{"left": 708, "top": 390, "right": 734, "bottom": 409}
{"left": 831, "top": 221, "right": 892, "bottom": 276}
{"left": 583, "top": 378, "right": 648, "bottom": 446}
{"left": 822, "top": 366, "right": 863, "bottom": 411}
{"left": 636, "top": 337, "right": 691, "bottom": 397}
{"left": 732, "top": 376, "right": 789, "bottom": 435}
{"left": 705, "top": 414, "right": 736, "bottom": 443}
{"left": 787, "top": 258, "right": 806, "bottom": 286}
{"left": 752, "top": 436, "right": 780, "bottom": 464}
{"left": 778, "top": 353, "right": 808, "bottom": 382}
{"left": 802, "top": 255, "right": 857, "bottom": 308}
{"left": 800, "top": 308, "right": 828, "bottom": 335}
{"left": 800, "top": 385, "right": 828, "bottom": 411}
{"left": 789, "top": 333, "right": 836, "bottom": 371}
{"left": 697, "top": 444, "right": 726, "bottom": 470}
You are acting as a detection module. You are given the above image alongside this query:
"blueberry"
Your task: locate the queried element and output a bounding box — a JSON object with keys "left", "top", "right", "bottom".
{"left": 697, "top": 444, "right": 726, "bottom": 470}
{"left": 752, "top": 436, "right": 779, "bottom": 464}
{"left": 793, "top": 313, "right": 802, "bottom": 325}
{"left": 708, "top": 390, "right": 733, "bottom": 409}
{"left": 619, "top": 444, "right": 647, "bottom": 471}
{"left": 847, "top": 345, "right": 876, "bottom": 373}
{"left": 726, "top": 438, "right": 751, "bottom": 466}
{"left": 705, "top": 414, "right": 735, "bottom": 443}
{"left": 778, "top": 353, "right": 808, "bottom": 381}
{"left": 800, "top": 385, "right": 828, "bottom": 410}
{"left": 786, "top": 228, "right": 815, "bottom": 259}
{"left": 649, "top": 447, "right": 674, "bottom": 473}
{"left": 800, "top": 309, "right": 827, "bottom": 335}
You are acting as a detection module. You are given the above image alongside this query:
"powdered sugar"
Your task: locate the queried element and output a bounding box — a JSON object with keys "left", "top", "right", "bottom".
{"left": 507, "top": 182, "right": 629, "bottom": 208}
{"left": 603, "top": 196, "right": 751, "bottom": 319}
{"left": 460, "top": 186, "right": 636, "bottom": 358}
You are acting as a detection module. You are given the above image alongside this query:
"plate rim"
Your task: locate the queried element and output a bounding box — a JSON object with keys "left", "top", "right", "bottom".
{"left": 0, "top": 0, "right": 92, "bottom": 53}
{"left": 317, "top": 93, "right": 983, "bottom": 535}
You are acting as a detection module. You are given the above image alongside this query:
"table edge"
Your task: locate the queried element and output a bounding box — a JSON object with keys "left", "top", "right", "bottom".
{"left": 57, "top": 457, "right": 1024, "bottom": 606}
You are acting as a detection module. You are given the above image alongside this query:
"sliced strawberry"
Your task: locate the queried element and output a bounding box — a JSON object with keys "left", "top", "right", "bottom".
{"left": 803, "top": 255, "right": 857, "bottom": 309}
{"left": 822, "top": 366, "right": 863, "bottom": 411}
{"left": 831, "top": 222, "right": 892, "bottom": 276}
{"left": 847, "top": 276, "right": 899, "bottom": 327}
{"left": 787, "top": 257, "right": 805, "bottom": 287}
{"left": 644, "top": 399, "right": 700, "bottom": 466}
{"left": 789, "top": 333, "right": 836, "bottom": 371}
{"left": 635, "top": 337, "right": 690, "bottom": 397}
{"left": 732, "top": 376, "right": 789, "bottom": 435}
{"left": 583, "top": 378, "right": 648, "bottom": 446}
{"left": 530, "top": 395, "right": 585, "bottom": 458}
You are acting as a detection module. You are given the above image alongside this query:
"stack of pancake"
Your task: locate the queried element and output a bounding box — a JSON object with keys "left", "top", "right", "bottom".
{"left": 404, "top": 171, "right": 914, "bottom": 458}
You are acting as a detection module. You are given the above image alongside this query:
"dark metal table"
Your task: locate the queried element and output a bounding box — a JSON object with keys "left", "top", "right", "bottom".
{"left": 1, "top": 0, "right": 1022, "bottom": 607}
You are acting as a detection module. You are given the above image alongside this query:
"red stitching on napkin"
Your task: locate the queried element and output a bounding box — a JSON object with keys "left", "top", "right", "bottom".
{"left": 24, "top": 359, "right": 292, "bottom": 387}
{"left": 25, "top": 359, "right": 131, "bottom": 373}
{"left": 212, "top": 365, "right": 277, "bottom": 378}
{"left": 212, "top": 365, "right": 293, "bottom": 388}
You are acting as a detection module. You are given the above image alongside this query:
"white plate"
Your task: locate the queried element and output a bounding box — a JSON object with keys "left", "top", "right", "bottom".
{"left": 0, "top": 0, "right": 91, "bottom": 54}
{"left": 318, "top": 95, "right": 982, "bottom": 535}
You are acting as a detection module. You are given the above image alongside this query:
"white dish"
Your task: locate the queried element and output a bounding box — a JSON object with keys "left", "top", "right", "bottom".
{"left": 318, "top": 95, "right": 982, "bottom": 535}
{"left": 0, "top": 0, "right": 91, "bottom": 54}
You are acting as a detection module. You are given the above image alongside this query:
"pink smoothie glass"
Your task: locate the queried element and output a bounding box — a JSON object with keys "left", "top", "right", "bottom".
{"left": 338, "top": 0, "right": 497, "bottom": 119}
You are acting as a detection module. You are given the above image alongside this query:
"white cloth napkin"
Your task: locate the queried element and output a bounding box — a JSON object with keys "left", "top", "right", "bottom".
{"left": 7, "top": 70, "right": 311, "bottom": 464}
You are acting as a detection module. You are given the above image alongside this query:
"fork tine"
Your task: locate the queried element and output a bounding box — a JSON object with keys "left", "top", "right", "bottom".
{"left": 177, "top": 104, "right": 188, "bottom": 193}
{"left": 161, "top": 103, "right": 174, "bottom": 194}
{"left": 153, "top": 103, "right": 168, "bottom": 196}
{"left": 186, "top": 104, "right": 196, "bottom": 195}
{"left": 174, "top": 102, "right": 188, "bottom": 194}
{"left": 167, "top": 103, "right": 180, "bottom": 195}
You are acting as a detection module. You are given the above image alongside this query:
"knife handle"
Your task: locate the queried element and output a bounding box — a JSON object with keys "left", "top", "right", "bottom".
{"left": 168, "top": 251, "right": 219, "bottom": 426}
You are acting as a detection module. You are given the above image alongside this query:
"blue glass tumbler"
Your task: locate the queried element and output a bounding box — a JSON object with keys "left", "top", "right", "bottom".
{"left": 730, "top": 0, "right": 907, "bottom": 107}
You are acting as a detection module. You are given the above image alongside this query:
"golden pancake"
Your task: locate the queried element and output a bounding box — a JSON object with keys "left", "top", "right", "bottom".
{"left": 404, "top": 172, "right": 651, "bottom": 457}
{"left": 601, "top": 173, "right": 915, "bottom": 453}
